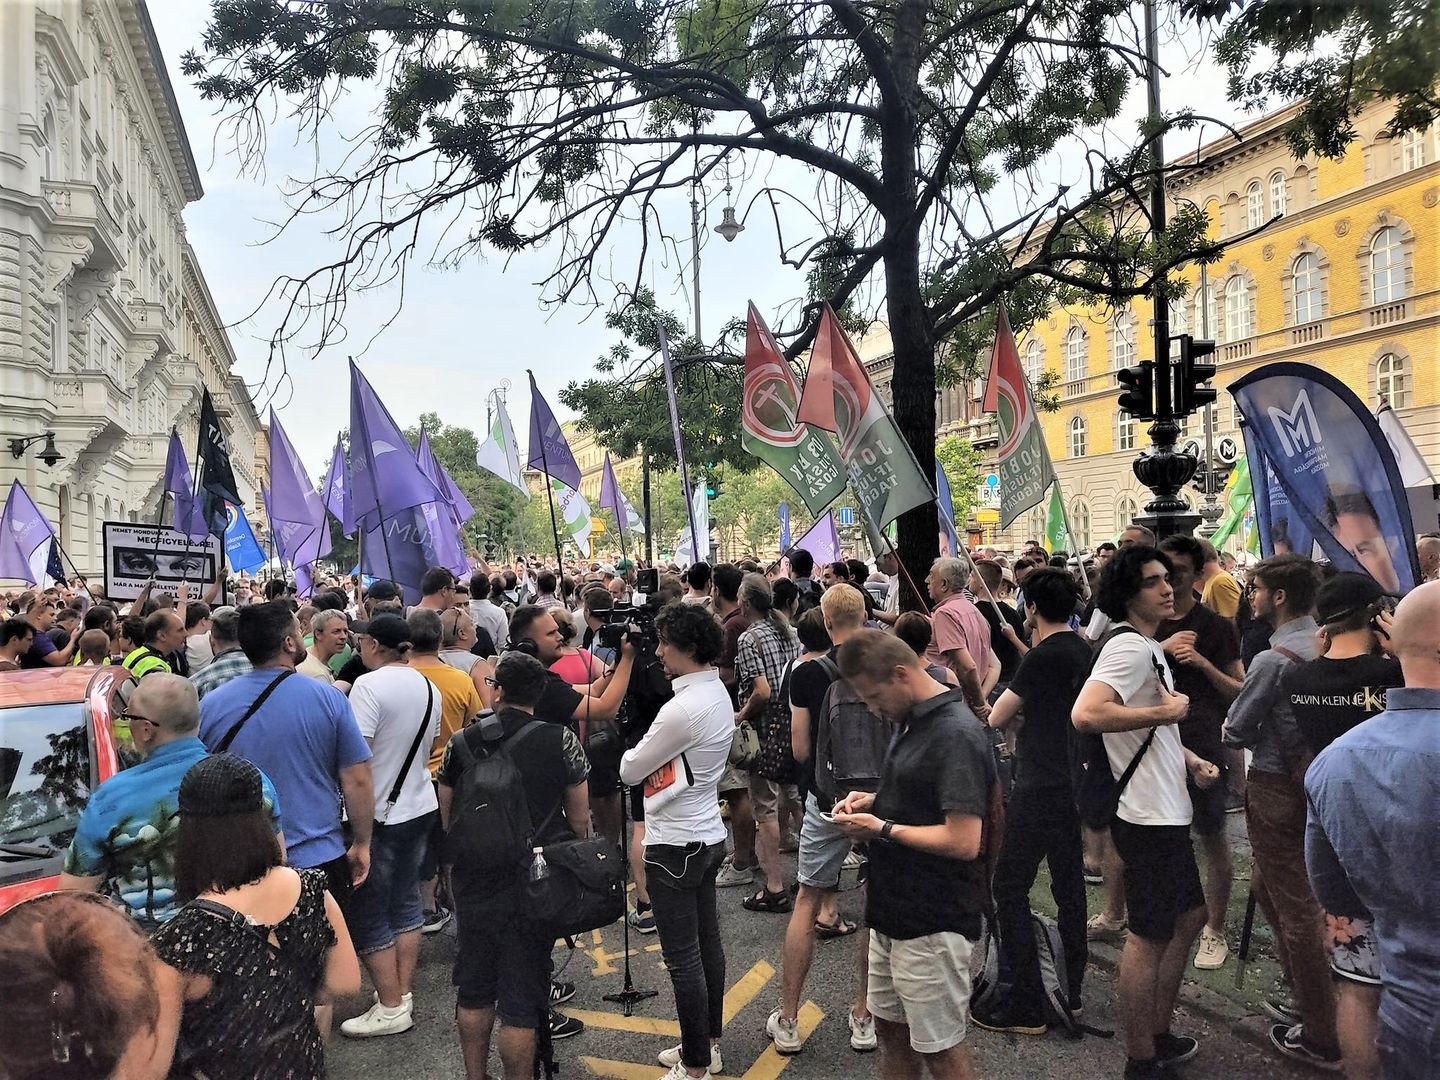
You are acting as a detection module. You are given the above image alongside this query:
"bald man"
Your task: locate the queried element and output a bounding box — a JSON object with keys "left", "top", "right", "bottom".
{"left": 1305, "top": 582, "right": 1440, "bottom": 1079}
{"left": 1418, "top": 534, "right": 1440, "bottom": 583}
{"left": 58, "top": 673, "right": 282, "bottom": 929}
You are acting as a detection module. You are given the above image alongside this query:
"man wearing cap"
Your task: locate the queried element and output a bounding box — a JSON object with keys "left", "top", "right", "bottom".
{"left": 200, "top": 601, "right": 375, "bottom": 909}
{"left": 59, "top": 673, "right": 281, "bottom": 929}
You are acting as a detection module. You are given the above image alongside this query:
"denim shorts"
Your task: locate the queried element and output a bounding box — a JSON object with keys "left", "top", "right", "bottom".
{"left": 347, "top": 810, "right": 435, "bottom": 955}
{"left": 797, "top": 794, "right": 853, "bottom": 889}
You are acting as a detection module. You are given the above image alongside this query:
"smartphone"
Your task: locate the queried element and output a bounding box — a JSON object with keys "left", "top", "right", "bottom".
{"left": 636, "top": 567, "right": 659, "bottom": 594}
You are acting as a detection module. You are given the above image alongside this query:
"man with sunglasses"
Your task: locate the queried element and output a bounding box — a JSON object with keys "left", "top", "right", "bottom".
{"left": 58, "top": 673, "right": 282, "bottom": 929}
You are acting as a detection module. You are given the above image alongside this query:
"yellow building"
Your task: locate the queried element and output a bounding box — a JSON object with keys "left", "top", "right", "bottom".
{"left": 996, "top": 99, "right": 1439, "bottom": 550}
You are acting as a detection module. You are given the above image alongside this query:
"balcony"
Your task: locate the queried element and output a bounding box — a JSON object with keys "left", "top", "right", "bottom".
{"left": 1367, "top": 301, "right": 1408, "bottom": 327}
{"left": 1221, "top": 339, "right": 1254, "bottom": 362}
{"left": 1289, "top": 322, "right": 1325, "bottom": 346}
{"left": 40, "top": 180, "right": 124, "bottom": 269}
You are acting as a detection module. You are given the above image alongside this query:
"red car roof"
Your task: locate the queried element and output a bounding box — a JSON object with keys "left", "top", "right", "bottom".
{"left": 0, "top": 666, "right": 104, "bottom": 707}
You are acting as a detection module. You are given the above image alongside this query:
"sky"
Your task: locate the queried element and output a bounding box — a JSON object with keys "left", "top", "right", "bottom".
{"left": 148, "top": 2, "right": 1250, "bottom": 480}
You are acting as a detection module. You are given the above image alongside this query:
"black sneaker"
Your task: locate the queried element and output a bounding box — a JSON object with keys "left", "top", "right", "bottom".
{"left": 549, "top": 1011, "right": 584, "bottom": 1039}
{"left": 549, "top": 981, "right": 577, "bottom": 1006}
{"left": 1155, "top": 1032, "right": 1199, "bottom": 1065}
{"left": 420, "top": 906, "right": 453, "bottom": 934}
{"left": 1269, "top": 1024, "right": 1342, "bottom": 1072}
{"left": 1262, "top": 997, "right": 1302, "bottom": 1026}
{"left": 968, "top": 1001, "right": 1046, "bottom": 1036}
{"left": 1123, "top": 1059, "right": 1165, "bottom": 1080}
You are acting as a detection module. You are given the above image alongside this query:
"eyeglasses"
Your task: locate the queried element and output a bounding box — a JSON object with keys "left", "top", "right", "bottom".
{"left": 118, "top": 711, "right": 154, "bottom": 727}
{"left": 483, "top": 676, "right": 498, "bottom": 688}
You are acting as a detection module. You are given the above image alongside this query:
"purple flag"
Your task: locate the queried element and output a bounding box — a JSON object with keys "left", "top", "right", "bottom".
{"left": 267, "top": 410, "right": 332, "bottom": 571}
{"left": 163, "top": 430, "right": 206, "bottom": 539}
{"left": 791, "top": 511, "right": 841, "bottom": 564}
{"left": 599, "top": 452, "right": 625, "bottom": 524}
{"left": 349, "top": 360, "right": 444, "bottom": 528}
{"left": 935, "top": 461, "right": 960, "bottom": 557}
{"left": 526, "top": 370, "right": 581, "bottom": 489}
{"left": 417, "top": 431, "right": 476, "bottom": 525}
{"left": 0, "top": 480, "right": 56, "bottom": 585}
{"left": 320, "top": 433, "right": 354, "bottom": 537}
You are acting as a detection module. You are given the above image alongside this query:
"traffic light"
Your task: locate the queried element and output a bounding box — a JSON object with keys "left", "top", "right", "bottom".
{"left": 705, "top": 473, "right": 724, "bottom": 500}
{"left": 1175, "top": 335, "right": 1218, "bottom": 415}
{"left": 1115, "top": 361, "right": 1156, "bottom": 421}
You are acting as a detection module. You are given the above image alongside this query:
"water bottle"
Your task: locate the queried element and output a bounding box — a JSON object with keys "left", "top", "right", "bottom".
{"left": 528, "top": 846, "right": 549, "bottom": 883}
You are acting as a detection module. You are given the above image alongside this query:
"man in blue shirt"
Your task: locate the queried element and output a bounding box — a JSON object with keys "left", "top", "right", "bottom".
{"left": 59, "top": 673, "right": 281, "bottom": 928}
{"left": 200, "top": 601, "right": 374, "bottom": 904}
{"left": 1306, "top": 580, "right": 1440, "bottom": 1080}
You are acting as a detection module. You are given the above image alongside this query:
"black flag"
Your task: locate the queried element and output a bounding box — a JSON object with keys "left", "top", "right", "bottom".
{"left": 195, "top": 388, "right": 242, "bottom": 537}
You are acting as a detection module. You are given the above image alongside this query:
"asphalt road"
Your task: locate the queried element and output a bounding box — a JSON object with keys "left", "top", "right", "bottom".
{"left": 328, "top": 864, "right": 1312, "bottom": 1080}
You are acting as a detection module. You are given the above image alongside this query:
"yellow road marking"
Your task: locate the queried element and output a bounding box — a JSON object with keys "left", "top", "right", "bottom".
{"left": 721, "top": 960, "right": 774, "bottom": 1026}
{"left": 738, "top": 1002, "right": 825, "bottom": 1080}
{"left": 564, "top": 1008, "right": 678, "bottom": 1037}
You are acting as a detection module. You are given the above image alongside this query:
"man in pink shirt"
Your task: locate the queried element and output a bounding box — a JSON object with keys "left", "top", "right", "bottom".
{"left": 924, "top": 557, "right": 992, "bottom": 720}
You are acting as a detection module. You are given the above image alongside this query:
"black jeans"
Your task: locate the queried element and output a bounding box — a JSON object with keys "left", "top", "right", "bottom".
{"left": 645, "top": 841, "right": 727, "bottom": 1068}
{"left": 992, "top": 784, "right": 1087, "bottom": 1013}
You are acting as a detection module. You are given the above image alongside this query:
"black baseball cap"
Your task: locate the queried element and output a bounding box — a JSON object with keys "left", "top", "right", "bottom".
{"left": 1316, "top": 572, "right": 1385, "bottom": 626}
{"left": 359, "top": 612, "right": 411, "bottom": 649}
{"left": 179, "top": 754, "right": 264, "bottom": 818}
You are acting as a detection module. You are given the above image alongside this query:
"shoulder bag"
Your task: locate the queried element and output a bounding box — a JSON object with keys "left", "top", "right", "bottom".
{"left": 216, "top": 670, "right": 297, "bottom": 753}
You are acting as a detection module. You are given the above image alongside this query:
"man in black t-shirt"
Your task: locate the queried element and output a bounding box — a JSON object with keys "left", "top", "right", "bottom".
{"left": 1157, "top": 535, "right": 1245, "bottom": 973}
{"left": 975, "top": 568, "right": 1091, "bottom": 1032}
{"left": 833, "top": 631, "right": 994, "bottom": 1076}
{"left": 507, "top": 605, "right": 634, "bottom": 734}
{"left": 437, "top": 653, "right": 590, "bottom": 1079}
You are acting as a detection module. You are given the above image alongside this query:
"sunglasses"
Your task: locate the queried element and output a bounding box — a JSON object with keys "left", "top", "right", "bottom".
{"left": 118, "top": 711, "right": 154, "bottom": 728}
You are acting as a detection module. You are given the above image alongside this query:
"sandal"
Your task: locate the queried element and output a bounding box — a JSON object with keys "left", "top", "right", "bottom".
{"left": 814, "top": 917, "right": 858, "bottom": 939}
{"left": 742, "top": 887, "right": 793, "bottom": 913}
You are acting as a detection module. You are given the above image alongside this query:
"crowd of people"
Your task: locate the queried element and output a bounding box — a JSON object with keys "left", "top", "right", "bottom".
{"left": 0, "top": 528, "right": 1437, "bottom": 1080}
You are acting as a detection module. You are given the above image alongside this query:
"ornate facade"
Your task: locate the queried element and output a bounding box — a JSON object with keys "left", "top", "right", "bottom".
{"left": 0, "top": 0, "right": 263, "bottom": 578}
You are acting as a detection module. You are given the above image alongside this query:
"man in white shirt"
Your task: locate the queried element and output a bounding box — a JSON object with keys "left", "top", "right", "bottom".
{"left": 1073, "top": 544, "right": 1201, "bottom": 1080}
{"left": 341, "top": 613, "right": 440, "bottom": 1039}
{"left": 468, "top": 574, "right": 510, "bottom": 652}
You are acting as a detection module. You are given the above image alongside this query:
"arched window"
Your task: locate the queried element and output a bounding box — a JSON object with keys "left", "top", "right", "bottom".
{"left": 1402, "top": 128, "right": 1427, "bottom": 171}
{"left": 1168, "top": 297, "right": 1187, "bottom": 336}
{"left": 1117, "top": 495, "right": 1140, "bottom": 534}
{"left": 1370, "top": 227, "right": 1406, "bottom": 303}
{"left": 1111, "top": 314, "right": 1135, "bottom": 370}
{"left": 1069, "top": 499, "right": 1092, "bottom": 551}
{"left": 1064, "top": 326, "right": 1087, "bottom": 385}
{"left": 1225, "top": 276, "right": 1254, "bottom": 341}
{"left": 1376, "top": 353, "right": 1409, "bottom": 408}
{"left": 1293, "top": 253, "right": 1322, "bottom": 324}
{"left": 1116, "top": 411, "right": 1137, "bottom": 451}
{"left": 1069, "top": 416, "right": 1088, "bottom": 458}
{"left": 1269, "top": 171, "right": 1288, "bottom": 217}
{"left": 1023, "top": 339, "right": 1043, "bottom": 387}
{"left": 1246, "top": 181, "right": 1264, "bottom": 229}
{"left": 1193, "top": 281, "right": 1217, "bottom": 339}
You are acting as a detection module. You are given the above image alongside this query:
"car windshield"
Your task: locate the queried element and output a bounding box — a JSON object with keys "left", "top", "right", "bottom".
{"left": 0, "top": 703, "right": 89, "bottom": 861}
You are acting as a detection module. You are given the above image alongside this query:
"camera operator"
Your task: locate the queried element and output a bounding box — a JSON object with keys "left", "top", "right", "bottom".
{"left": 507, "top": 604, "right": 635, "bottom": 739}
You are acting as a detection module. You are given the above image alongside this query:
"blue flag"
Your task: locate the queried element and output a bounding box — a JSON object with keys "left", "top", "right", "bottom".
{"left": 526, "top": 371, "right": 581, "bottom": 489}
{"left": 224, "top": 503, "right": 266, "bottom": 573}
{"left": 1230, "top": 362, "right": 1421, "bottom": 594}
{"left": 779, "top": 502, "right": 791, "bottom": 552}
{"left": 935, "top": 462, "right": 960, "bottom": 558}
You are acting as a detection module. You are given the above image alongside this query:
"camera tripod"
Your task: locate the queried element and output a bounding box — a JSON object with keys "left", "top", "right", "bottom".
{"left": 602, "top": 791, "right": 659, "bottom": 1015}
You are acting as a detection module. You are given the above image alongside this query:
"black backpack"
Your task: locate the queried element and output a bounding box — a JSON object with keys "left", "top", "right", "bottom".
{"left": 1073, "top": 625, "right": 1158, "bottom": 829}
{"left": 811, "top": 658, "right": 891, "bottom": 805}
{"left": 442, "top": 720, "right": 547, "bottom": 871}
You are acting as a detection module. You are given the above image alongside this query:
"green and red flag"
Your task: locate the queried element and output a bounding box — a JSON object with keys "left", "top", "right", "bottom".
{"left": 741, "top": 304, "right": 846, "bottom": 515}
{"left": 795, "top": 304, "right": 934, "bottom": 529}
{"left": 982, "top": 306, "right": 1056, "bottom": 528}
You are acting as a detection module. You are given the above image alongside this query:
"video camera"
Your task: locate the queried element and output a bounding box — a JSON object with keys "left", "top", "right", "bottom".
{"left": 596, "top": 600, "right": 659, "bottom": 653}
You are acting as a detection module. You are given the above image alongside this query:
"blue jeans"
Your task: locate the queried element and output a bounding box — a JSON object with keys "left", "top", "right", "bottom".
{"left": 646, "top": 841, "right": 727, "bottom": 1069}
{"left": 348, "top": 811, "right": 434, "bottom": 955}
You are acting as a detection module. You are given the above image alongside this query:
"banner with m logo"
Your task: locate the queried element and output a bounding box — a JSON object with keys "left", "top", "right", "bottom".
{"left": 1230, "top": 362, "right": 1422, "bottom": 595}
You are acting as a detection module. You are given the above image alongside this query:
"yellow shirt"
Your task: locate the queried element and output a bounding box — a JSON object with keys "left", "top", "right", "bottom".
{"left": 1201, "top": 570, "right": 1242, "bottom": 619}
{"left": 416, "top": 661, "right": 483, "bottom": 775}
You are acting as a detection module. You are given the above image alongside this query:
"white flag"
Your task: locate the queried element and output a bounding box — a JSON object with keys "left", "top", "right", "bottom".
{"left": 1377, "top": 402, "right": 1435, "bottom": 486}
{"left": 476, "top": 401, "right": 530, "bottom": 497}
{"left": 555, "top": 480, "right": 593, "bottom": 559}
{"left": 620, "top": 490, "right": 645, "bottom": 534}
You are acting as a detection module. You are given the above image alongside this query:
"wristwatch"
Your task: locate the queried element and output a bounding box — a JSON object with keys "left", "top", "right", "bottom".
{"left": 879, "top": 820, "right": 896, "bottom": 842}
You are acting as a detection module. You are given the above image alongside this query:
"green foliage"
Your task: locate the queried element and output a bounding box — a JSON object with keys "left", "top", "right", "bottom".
{"left": 401, "top": 412, "right": 528, "bottom": 558}
{"left": 936, "top": 436, "right": 986, "bottom": 525}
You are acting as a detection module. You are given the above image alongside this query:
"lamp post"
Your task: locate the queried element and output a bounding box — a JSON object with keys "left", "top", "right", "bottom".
{"left": 7, "top": 431, "right": 64, "bottom": 467}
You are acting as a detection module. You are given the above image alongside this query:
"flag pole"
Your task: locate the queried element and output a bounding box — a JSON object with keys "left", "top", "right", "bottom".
{"left": 657, "top": 328, "right": 702, "bottom": 562}
{"left": 1051, "top": 481, "right": 1093, "bottom": 600}
{"left": 527, "top": 369, "right": 570, "bottom": 571}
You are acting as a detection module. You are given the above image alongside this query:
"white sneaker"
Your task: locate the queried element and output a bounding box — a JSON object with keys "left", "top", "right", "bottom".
{"left": 766, "top": 1008, "right": 803, "bottom": 1054}
{"left": 1194, "top": 927, "right": 1230, "bottom": 970}
{"left": 657, "top": 1043, "right": 723, "bottom": 1073}
{"left": 371, "top": 991, "right": 414, "bottom": 1012}
{"left": 658, "top": 1063, "right": 705, "bottom": 1080}
{"left": 848, "top": 1010, "right": 878, "bottom": 1052}
{"left": 340, "top": 1000, "right": 414, "bottom": 1038}
{"left": 714, "top": 855, "right": 755, "bottom": 888}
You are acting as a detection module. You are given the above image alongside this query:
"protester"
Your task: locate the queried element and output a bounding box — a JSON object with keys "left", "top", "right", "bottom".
{"left": 416, "top": 567, "right": 459, "bottom": 615}
{"left": 439, "top": 653, "right": 591, "bottom": 1080}
{"left": 122, "top": 608, "right": 186, "bottom": 679}
{"left": 341, "top": 613, "right": 441, "bottom": 1038}
{"left": 925, "top": 557, "right": 992, "bottom": 719}
{"left": 548, "top": 607, "right": 601, "bottom": 684}
{"left": 711, "top": 562, "right": 759, "bottom": 889}
{"left": 970, "top": 559, "right": 1027, "bottom": 700}
{"left": 1223, "top": 553, "right": 1340, "bottom": 1070}
{"left": 1418, "top": 533, "right": 1440, "bottom": 582}
{"left": 507, "top": 604, "right": 634, "bottom": 733}
{"left": 183, "top": 602, "right": 214, "bottom": 672}
{"left": 439, "top": 606, "right": 495, "bottom": 706}
{"left": 619, "top": 603, "right": 734, "bottom": 1080}
{"left": 190, "top": 606, "right": 251, "bottom": 699}
{"left": 19, "top": 595, "right": 80, "bottom": 668}
{"left": 58, "top": 672, "right": 280, "bottom": 928}
{"left": 299, "top": 610, "right": 346, "bottom": 684}
{"left": 683, "top": 561, "right": 713, "bottom": 608}
{"left": 470, "top": 574, "right": 511, "bottom": 651}
{"left": 893, "top": 611, "right": 957, "bottom": 686}
{"left": 0, "top": 616, "right": 34, "bottom": 670}
{"left": 199, "top": 602, "right": 375, "bottom": 908}
{"left": 733, "top": 574, "right": 801, "bottom": 913}
{"left": 0, "top": 891, "right": 182, "bottom": 1080}
{"left": 831, "top": 629, "right": 995, "bottom": 1080}
{"left": 1306, "top": 580, "right": 1440, "bottom": 1080}
{"left": 1072, "top": 545, "right": 1203, "bottom": 1080}
{"left": 533, "top": 571, "right": 564, "bottom": 610}
{"left": 975, "top": 568, "right": 1090, "bottom": 1032}
{"left": 1197, "top": 539, "right": 1243, "bottom": 621}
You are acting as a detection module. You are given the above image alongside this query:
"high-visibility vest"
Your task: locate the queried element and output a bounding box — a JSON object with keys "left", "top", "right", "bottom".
{"left": 122, "top": 646, "right": 171, "bottom": 680}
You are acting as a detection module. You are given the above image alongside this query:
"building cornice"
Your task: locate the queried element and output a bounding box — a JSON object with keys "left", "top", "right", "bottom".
{"left": 117, "top": 0, "right": 202, "bottom": 202}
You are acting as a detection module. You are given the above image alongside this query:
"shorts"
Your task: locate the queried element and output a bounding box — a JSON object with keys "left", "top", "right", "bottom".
{"left": 719, "top": 763, "right": 748, "bottom": 795}
{"left": 868, "top": 929, "right": 974, "bottom": 1053}
{"left": 1110, "top": 819, "right": 1206, "bottom": 942}
{"left": 797, "top": 794, "right": 853, "bottom": 890}
{"left": 1187, "top": 767, "right": 1228, "bottom": 838}
{"left": 627, "top": 784, "right": 645, "bottom": 824}
{"left": 748, "top": 774, "right": 799, "bottom": 823}
{"left": 1325, "top": 912, "right": 1381, "bottom": 984}
{"left": 347, "top": 811, "right": 433, "bottom": 955}
{"left": 454, "top": 887, "right": 554, "bottom": 1026}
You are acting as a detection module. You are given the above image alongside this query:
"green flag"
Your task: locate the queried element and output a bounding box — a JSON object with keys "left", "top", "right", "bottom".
{"left": 795, "top": 305, "right": 935, "bottom": 530}
{"left": 1209, "top": 454, "right": 1254, "bottom": 548}
{"left": 982, "top": 307, "right": 1057, "bottom": 528}
{"left": 1044, "top": 484, "right": 1070, "bottom": 554}
{"left": 741, "top": 304, "right": 847, "bottom": 515}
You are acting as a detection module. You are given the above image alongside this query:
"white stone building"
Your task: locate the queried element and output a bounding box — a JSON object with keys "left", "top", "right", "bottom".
{"left": 0, "top": 0, "right": 263, "bottom": 580}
